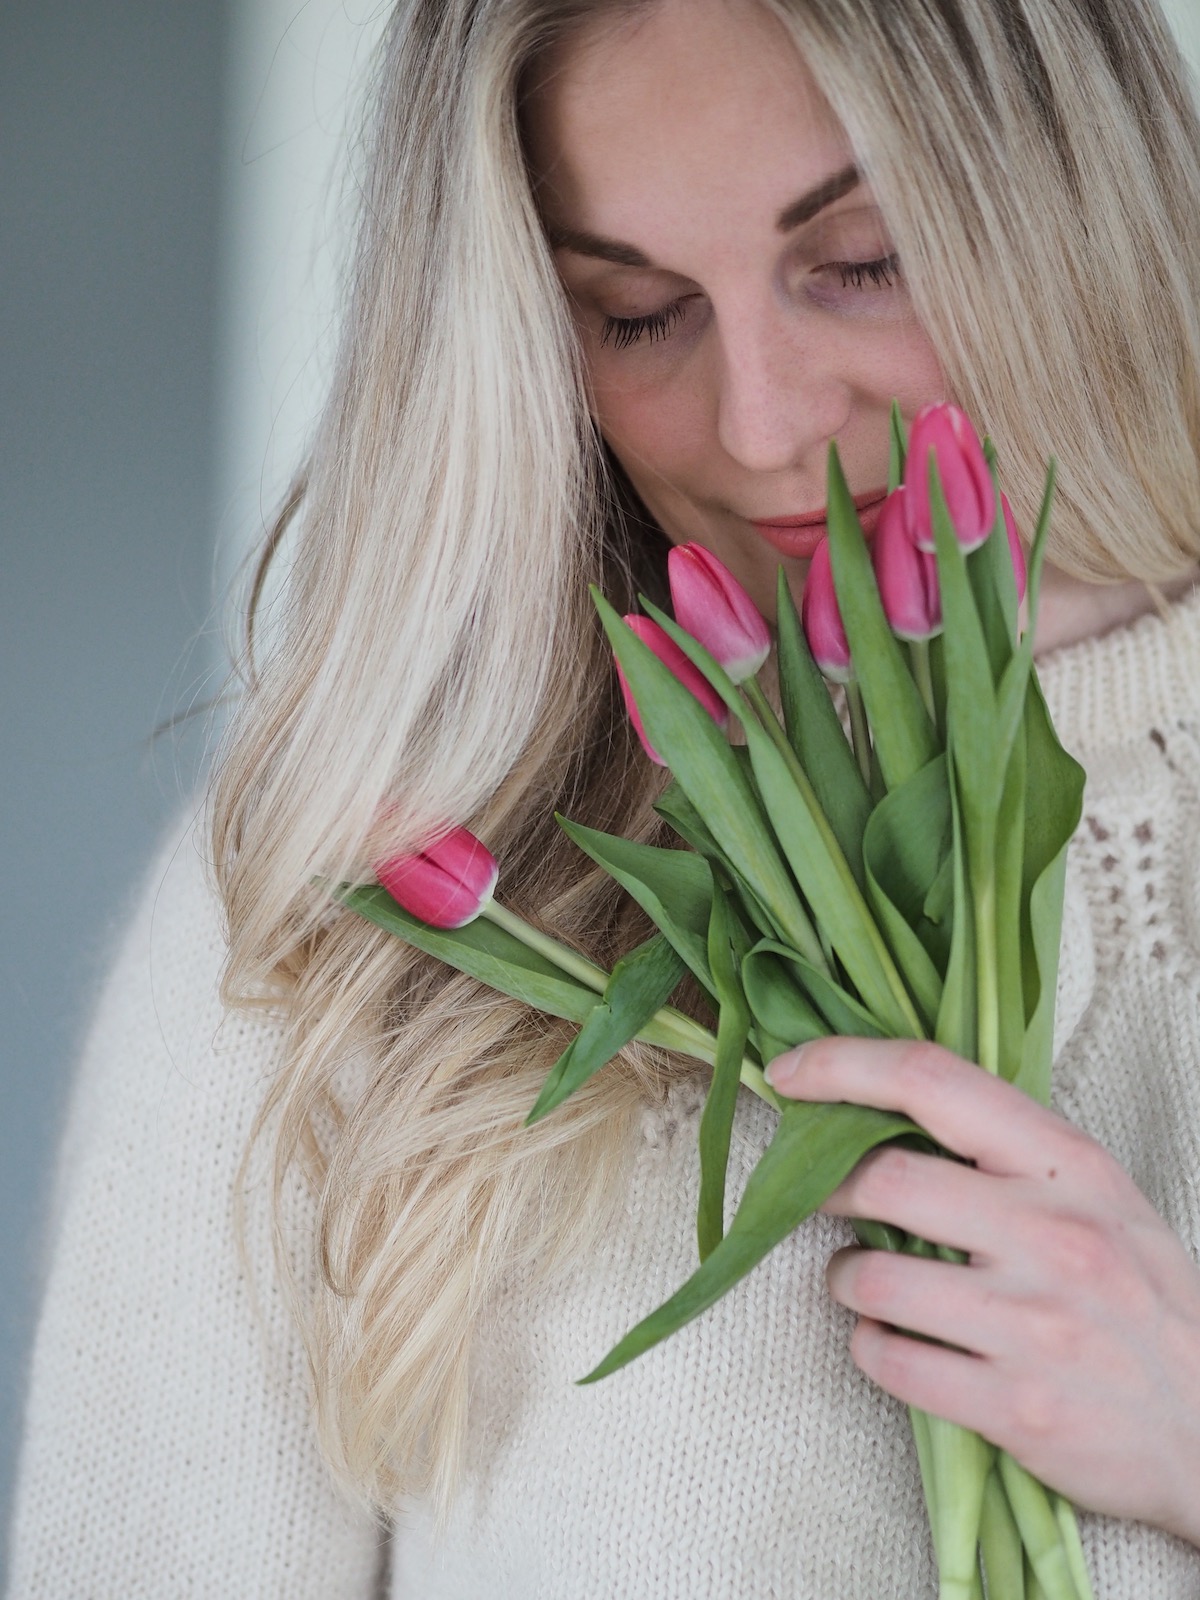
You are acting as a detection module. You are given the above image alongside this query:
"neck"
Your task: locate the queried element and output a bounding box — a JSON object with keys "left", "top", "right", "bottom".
{"left": 1033, "top": 563, "right": 1199, "bottom": 657}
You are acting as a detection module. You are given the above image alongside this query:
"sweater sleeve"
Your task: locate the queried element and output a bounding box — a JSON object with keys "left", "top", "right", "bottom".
{"left": 7, "top": 816, "right": 387, "bottom": 1600}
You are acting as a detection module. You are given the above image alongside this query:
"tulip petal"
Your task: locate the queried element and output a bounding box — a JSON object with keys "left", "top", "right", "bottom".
{"left": 669, "top": 543, "right": 771, "bottom": 684}
{"left": 375, "top": 825, "right": 498, "bottom": 928}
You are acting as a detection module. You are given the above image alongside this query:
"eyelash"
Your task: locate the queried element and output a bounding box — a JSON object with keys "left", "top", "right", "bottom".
{"left": 835, "top": 251, "right": 901, "bottom": 289}
{"left": 598, "top": 251, "right": 902, "bottom": 349}
{"left": 599, "top": 301, "right": 686, "bottom": 350}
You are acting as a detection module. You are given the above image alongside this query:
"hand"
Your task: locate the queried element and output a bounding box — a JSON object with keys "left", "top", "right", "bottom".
{"left": 766, "top": 1037, "right": 1200, "bottom": 1546}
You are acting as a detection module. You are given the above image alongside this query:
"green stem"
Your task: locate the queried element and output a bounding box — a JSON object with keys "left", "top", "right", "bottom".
{"left": 846, "top": 680, "right": 873, "bottom": 787}
{"left": 640, "top": 1010, "right": 776, "bottom": 1108}
{"left": 483, "top": 900, "right": 609, "bottom": 992}
{"left": 998, "top": 1453, "right": 1085, "bottom": 1600}
{"left": 743, "top": 677, "right": 925, "bottom": 1040}
{"left": 973, "top": 874, "right": 1001, "bottom": 1077}
{"left": 980, "top": 1464, "right": 1027, "bottom": 1600}
{"left": 483, "top": 902, "right": 776, "bottom": 1110}
{"left": 1053, "top": 1495, "right": 1094, "bottom": 1600}
{"left": 910, "top": 1406, "right": 941, "bottom": 1566}
{"left": 925, "top": 1414, "right": 992, "bottom": 1600}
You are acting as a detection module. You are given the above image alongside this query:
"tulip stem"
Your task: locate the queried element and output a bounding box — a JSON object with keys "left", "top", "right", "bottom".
{"left": 482, "top": 902, "right": 777, "bottom": 1108}
{"left": 482, "top": 901, "right": 610, "bottom": 993}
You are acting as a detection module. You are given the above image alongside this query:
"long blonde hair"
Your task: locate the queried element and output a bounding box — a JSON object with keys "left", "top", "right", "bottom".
{"left": 211, "top": 0, "right": 1200, "bottom": 1521}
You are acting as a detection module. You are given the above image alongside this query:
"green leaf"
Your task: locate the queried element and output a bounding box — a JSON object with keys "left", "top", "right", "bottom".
{"left": 930, "top": 468, "right": 1002, "bottom": 844}
{"left": 697, "top": 884, "right": 752, "bottom": 1261}
{"left": 654, "top": 784, "right": 789, "bottom": 948}
{"left": 741, "top": 955, "right": 829, "bottom": 1048}
{"left": 825, "top": 445, "right": 938, "bottom": 790}
{"left": 992, "top": 720, "right": 1028, "bottom": 1084}
{"left": 889, "top": 399, "right": 908, "bottom": 491}
{"left": 636, "top": 595, "right": 921, "bottom": 1038}
{"left": 734, "top": 708, "right": 922, "bottom": 1037}
{"left": 743, "top": 940, "right": 887, "bottom": 1041}
{"left": 923, "top": 850, "right": 954, "bottom": 931}
{"left": 1015, "top": 674, "right": 1084, "bottom": 1104}
{"left": 580, "top": 1099, "right": 922, "bottom": 1382}
{"left": 862, "top": 754, "right": 954, "bottom": 1029}
{"left": 774, "top": 568, "right": 872, "bottom": 889}
{"left": 339, "top": 885, "right": 602, "bottom": 1022}
{"left": 594, "top": 589, "right": 821, "bottom": 965}
{"left": 527, "top": 933, "right": 686, "bottom": 1124}
{"left": 973, "top": 442, "right": 1020, "bottom": 673}
{"left": 935, "top": 776, "right": 978, "bottom": 1063}
{"left": 557, "top": 816, "right": 716, "bottom": 997}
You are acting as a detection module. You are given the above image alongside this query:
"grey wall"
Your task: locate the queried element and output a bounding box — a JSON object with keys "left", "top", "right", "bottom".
{"left": 0, "top": 0, "right": 227, "bottom": 1578}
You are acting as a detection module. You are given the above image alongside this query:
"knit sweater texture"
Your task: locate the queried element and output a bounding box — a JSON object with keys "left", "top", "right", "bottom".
{"left": 10, "top": 591, "right": 1200, "bottom": 1598}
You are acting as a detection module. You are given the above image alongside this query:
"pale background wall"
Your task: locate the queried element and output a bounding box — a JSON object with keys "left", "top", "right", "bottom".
{"left": 0, "top": 0, "right": 382, "bottom": 1582}
{"left": 3, "top": 0, "right": 1198, "bottom": 1584}
{"left": 0, "top": 2, "right": 226, "bottom": 1583}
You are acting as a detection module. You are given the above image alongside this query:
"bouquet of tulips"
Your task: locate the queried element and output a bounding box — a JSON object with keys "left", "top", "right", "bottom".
{"left": 341, "top": 403, "right": 1089, "bottom": 1600}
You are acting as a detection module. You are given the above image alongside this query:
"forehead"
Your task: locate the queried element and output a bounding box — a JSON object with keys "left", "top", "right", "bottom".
{"left": 523, "top": 0, "right": 854, "bottom": 253}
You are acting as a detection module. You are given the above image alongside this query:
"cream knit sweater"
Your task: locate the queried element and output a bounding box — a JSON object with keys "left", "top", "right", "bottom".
{"left": 10, "top": 592, "right": 1200, "bottom": 1599}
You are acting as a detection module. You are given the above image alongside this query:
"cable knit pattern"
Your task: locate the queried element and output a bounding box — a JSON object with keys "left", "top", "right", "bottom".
{"left": 10, "top": 589, "right": 1200, "bottom": 1597}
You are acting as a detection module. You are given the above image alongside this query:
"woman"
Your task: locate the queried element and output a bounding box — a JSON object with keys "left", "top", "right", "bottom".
{"left": 11, "top": 0, "right": 1200, "bottom": 1594}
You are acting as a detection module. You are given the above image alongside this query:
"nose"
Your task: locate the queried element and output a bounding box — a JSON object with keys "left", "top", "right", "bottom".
{"left": 714, "top": 302, "right": 851, "bottom": 476}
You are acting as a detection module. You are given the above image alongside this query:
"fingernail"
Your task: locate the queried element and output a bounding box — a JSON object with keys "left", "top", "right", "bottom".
{"left": 765, "top": 1044, "right": 809, "bottom": 1095}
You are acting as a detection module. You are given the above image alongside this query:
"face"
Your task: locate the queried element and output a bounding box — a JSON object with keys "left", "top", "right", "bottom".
{"left": 524, "top": 0, "right": 946, "bottom": 616}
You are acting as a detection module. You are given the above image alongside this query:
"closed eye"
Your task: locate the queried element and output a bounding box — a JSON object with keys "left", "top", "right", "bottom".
{"left": 832, "top": 252, "right": 901, "bottom": 290}
{"left": 599, "top": 300, "right": 687, "bottom": 349}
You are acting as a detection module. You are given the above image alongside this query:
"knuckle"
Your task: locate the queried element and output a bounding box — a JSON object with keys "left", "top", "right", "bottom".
{"left": 891, "top": 1041, "right": 952, "bottom": 1101}
{"left": 1043, "top": 1214, "right": 1121, "bottom": 1283}
{"left": 1024, "top": 1300, "right": 1079, "bottom": 1365}
{"left": 856, "top": 1146, "right": 917, "bottom": 1213}
{"left": 1006, "top": 1372, "right": 1065, "bottom": 1447}
{"left": 849, "top": 1252, "right": 900, "bottom": 1318}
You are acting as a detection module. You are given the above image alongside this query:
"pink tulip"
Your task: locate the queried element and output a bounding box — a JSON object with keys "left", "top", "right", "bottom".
{"left": 801, "top": 537, "right": 853, "bottom": 683}
{"left": 616, "top": 614, "right": 730, "bottom": 765}
{"left": 1002, "top": 493, "right": 1027, "bottom": 603}
{"left": 667, "top": 543, "right": 771, "bottom": 683}
{"left": 375, "top": 825, "right": 498, "bottom": 929}
{"left": 872, "top": 486, "right": 942, "bottom": 641}
{"left": 904, "top": 404, "right": 996, "bottom": 554}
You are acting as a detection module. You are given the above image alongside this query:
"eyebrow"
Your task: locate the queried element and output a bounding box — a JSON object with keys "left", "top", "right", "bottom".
{"left": 546, "top": 162, "right": 861, "bottom": 265}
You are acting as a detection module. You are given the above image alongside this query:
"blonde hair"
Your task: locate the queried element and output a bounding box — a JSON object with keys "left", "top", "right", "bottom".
{"left": 211, "top": 0, "right": 1200, "bottom": 1521}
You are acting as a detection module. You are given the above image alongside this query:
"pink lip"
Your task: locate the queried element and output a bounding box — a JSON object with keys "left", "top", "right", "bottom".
{"left": 750, "top": 488, "right": 890, "bottom": 560}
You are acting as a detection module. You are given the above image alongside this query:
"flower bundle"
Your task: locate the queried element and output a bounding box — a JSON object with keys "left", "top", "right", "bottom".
{"left": 341, "top": 403, "right": 1089, "bottom": 1599}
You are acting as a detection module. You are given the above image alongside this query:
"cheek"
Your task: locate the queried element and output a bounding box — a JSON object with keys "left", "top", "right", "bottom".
{"left": 882, "top": 324, "right": 946, "bottom": 413}
{"left": 589, "top": 369, "right": 715, "bottom": 511}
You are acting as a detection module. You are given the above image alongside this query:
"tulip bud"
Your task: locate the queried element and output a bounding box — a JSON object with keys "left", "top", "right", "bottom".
{"left": 904, "top": 403, "right": 996, "bottom": 554}
{"left": 1002, "top": 493, "right": 1027, "bottom": 604}
{"left": 375, "top": 825, "right": 499, "bottom": 929}
{"left": 801, "top": 537, "right": 853, "bottom": 682}
{"left": 616, "top": 614, "right": 730, "bottom": 765}
{"left": 667, "top": 543, "right": 771, "bottom": 684}
{"left": 872, "top": 486, "right": 942, "bottom": 641}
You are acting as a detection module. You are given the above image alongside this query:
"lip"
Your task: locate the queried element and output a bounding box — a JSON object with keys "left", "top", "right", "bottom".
{"left": 750, "top": 487, "right": 890, "bottom": 560}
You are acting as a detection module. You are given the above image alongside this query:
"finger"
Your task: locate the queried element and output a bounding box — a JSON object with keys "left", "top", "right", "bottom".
{"left": 848, "top": 1315, "right": 1014, "bottom": 1441}
{"left": 766, "top": 1037, "right": 1071, "bottom": 1177}
{"left": 822, "top": 1144, "right": 1011, "bottom": 1260}
{"left": 827, "top": 1246, "right": 1006, "bottom": 1358}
